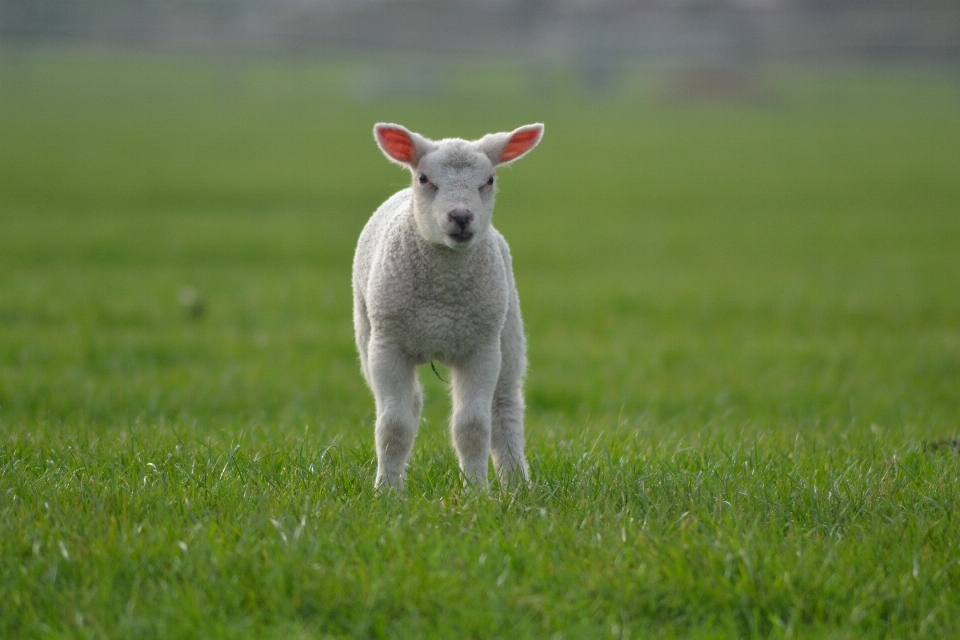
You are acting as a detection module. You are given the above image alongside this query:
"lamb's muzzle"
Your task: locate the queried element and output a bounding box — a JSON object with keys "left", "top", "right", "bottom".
{"left": 447, "top": 209, "right": 474, "bottom": 243}
{"left": 353, "top": 122, "right": 544, "bottom": 491}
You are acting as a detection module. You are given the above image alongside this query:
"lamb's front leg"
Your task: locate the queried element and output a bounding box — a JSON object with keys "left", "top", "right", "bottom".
{"left": 450, "top": 341, "right": 501, "bottom": 490}
{"left": 368, "top": 339, "right": 421, "bottom": 490}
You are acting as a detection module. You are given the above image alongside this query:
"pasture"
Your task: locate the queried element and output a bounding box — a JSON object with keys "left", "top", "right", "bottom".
{"left": 1, "top": 51, "right": 959, "bottom": 638}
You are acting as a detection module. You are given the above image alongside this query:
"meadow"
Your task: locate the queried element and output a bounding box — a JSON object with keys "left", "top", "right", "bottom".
{"left": 1, "top": 50, "right": 959, "bottom": 638}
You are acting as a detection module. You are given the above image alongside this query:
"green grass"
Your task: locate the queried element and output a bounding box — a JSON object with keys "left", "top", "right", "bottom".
{"left": 2, "top": 50, "right": 960, "bottom": 638}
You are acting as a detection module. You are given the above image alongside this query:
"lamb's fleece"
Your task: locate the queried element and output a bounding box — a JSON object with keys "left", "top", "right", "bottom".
{"left": 353, "top": 122, "right": 544, "bottom": 490}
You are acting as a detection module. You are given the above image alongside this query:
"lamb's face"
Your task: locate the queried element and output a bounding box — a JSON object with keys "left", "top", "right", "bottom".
{"left": 412, "top": 142, "right": 497, "bottom": 250}
{"left": 373, "top": 123, "right": 543, "bottom": 250}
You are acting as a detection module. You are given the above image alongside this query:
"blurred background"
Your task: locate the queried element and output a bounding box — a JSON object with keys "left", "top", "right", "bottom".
{"left": 1, "top": 0, "right": 959, "bottom": 443}
{"left": 3, "top": 0, "right": 960, "bottom": 91}
{"left": 3, "top": 0, "right": 960, "bottom": 65}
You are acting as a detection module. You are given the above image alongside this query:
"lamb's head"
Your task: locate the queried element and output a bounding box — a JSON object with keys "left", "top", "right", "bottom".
{"left": 374, "top": 123, "right": 543, "bottom": 250}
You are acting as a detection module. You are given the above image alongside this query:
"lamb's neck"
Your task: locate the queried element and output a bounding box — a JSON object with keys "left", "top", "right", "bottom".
{"left": 405, "top": 212, "right": 484, "bottom": 272}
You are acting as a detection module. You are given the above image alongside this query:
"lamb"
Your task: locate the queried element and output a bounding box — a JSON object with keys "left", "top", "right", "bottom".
{"left": 352, "top": 122, "right": 544, "bottom": 491}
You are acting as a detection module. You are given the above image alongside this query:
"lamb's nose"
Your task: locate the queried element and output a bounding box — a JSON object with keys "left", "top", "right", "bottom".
{"left": 448, "top": 210, "right": 473, "bottom": 230}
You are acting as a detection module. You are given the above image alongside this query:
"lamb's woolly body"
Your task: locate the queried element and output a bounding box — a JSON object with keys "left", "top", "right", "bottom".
{"left": 355, "top": 189, "right": 510, "bottom": 367}
{"left": 353, "top": 123, "right": 542, "bottom": 490}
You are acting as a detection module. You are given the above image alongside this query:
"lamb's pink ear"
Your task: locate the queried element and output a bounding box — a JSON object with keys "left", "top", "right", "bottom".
{"left": 478, "top": 124, "right": 544, "bottom": 166}
{"left": 374, "top": 123, "right": 432, "bottom": 168}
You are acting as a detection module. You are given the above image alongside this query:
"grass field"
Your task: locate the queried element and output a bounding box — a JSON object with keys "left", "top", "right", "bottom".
{"left": 2, "top": 50, "right": 960, "bottom": 638}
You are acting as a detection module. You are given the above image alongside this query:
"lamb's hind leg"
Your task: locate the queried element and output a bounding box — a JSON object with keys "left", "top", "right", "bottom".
{"left": 490, "top": 301, "right": 529, "bottom": 487}
{"left": 353, "top": 292, "right": 372, "bottom": 386}
{"left": 491, "top": 383, "right": 527, "bottom": 487}
{"left": 368, "top": 339, "right": 420, "bottom": 490}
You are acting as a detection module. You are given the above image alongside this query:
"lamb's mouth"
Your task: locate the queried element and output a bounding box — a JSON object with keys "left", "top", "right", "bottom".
{"left": 449, "top": 232, "right": 474, "bottom": 243}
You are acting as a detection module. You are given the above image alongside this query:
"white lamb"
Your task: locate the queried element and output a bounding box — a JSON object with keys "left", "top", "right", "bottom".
{"left": 353, "top": 122, "right": 544, "bottom": 491}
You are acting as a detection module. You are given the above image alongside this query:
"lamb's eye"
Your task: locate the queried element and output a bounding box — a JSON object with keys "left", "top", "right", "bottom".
{"left": 418, "top": 174, "right": 429, "bottom": 185}
{"left": 485, "top": 176, "right": 495, "bottom": 187}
